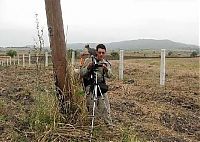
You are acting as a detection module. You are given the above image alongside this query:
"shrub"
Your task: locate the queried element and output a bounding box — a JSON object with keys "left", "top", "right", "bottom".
{"left": 190, "top": 51, "right": 198, "bottom": 57}
{"left": 110, "top": 51, "right": 119, "bottom": 60}
{"left": 6, "top": 50, "right": 17, "bottom": 58}
{"left": 168, "top": 51, "right": 173, "bottom": 56}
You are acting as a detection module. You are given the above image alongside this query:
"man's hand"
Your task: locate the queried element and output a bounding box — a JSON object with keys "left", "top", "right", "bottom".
{"left": 87, "top": 62, "right": 93, "bottom": 70}
{"left": 102, "top": 63, "right": 108, "bottom": 72}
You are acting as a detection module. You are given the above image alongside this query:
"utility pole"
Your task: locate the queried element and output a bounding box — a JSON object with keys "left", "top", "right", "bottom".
{"left": 44, "top": 0, "right": 71, "bottom": 113}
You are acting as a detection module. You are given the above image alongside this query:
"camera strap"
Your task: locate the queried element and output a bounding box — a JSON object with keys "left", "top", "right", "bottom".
{"left": 102, "top": 67, "right": 106, "bottom": 84}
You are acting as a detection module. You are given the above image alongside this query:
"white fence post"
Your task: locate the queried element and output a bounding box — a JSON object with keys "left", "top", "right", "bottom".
{"left": 6, "top": 58, "right": 9, "bottom": 66}
{"left": 13, "top": 55, "right": 16, "bottom": 65}
{"left": 9, "top": 57, "right": 11, "bottom": 65}
{"left": 22, "top": 54, "right": 25, "bottom": 67}
{"left": 45, "top": 52, "right": 48, "bottom": 67}
{"left": 160, "top": 49, "right": 166, "bottom": 86}
{"left": 71, "top": 51, "right": 75, "bottom": 66}
{"left": 29, "top": 53, "right": 31, "bottom": 67}
{"left": 17, "top": 55, "right": 20, "bottom": 65}
{"left": 36, "top": 53, "right": 39, "bottom": 64}
{"left": 119, "top": 50, "right": 124, "bottom": 80}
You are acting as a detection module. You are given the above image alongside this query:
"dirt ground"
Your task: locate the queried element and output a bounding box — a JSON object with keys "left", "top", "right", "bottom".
{"left": 0, "top": 57, "right": 199, "bottom": 142}
{"left": 109, "top": 58, "right": 200, "bottom": 142}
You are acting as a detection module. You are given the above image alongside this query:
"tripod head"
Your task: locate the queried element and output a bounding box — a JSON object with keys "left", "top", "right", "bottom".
{"left": 89, "top": 55, "right": 101, "bottom": 81}
{"left": 89, "top": 55, "right": 108, "bottom": 85}
{"left": 91, "top": 55, "right": 108, "bottom": 70}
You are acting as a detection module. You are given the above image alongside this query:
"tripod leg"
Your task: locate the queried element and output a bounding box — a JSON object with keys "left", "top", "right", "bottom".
{"left": 89, "top": 85, "right": 98, "bottom": 142}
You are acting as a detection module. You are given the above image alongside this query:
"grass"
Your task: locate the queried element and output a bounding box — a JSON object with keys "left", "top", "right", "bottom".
{"left": 25, "top": 63, "right": 88, "bottom": 141}
{"left": 121, "top": 129, "right": 141, "bottom": 142}
{"left": 0, "top": 115, "right": 7, "bottom": 122}
{"left": 29, "top": 91, "right": 59, "bottom": 132}
{"left": 0, "top": 100, "right": 7, "bottom": 122}
{"left": 1, "top": 56, "right": 199, "bottom": 141}
{"left": 166, "top": 58, "right": 199, "bottom": 70}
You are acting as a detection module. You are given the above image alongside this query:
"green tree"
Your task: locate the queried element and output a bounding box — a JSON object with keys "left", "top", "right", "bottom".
{"left": 110, "top": 51, "right": 119, "bottom": 60}
{"left": 6, "top": 50, "right": 17, "bottom": 58}
{"left": 190, "top": 51, "right": 198, "bottom": 57}
{"left": 168, "top": 51, "right": 173, "bottom": 56}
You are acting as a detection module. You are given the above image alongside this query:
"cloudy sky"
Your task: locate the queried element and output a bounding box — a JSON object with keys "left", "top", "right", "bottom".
{"left": 0, "top": 0, "right": 199, "bottom": 47}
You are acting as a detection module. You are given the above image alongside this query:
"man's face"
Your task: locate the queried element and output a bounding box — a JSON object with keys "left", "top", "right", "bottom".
{"left": 96, "top": 48, "right": 106, "bottom": 61}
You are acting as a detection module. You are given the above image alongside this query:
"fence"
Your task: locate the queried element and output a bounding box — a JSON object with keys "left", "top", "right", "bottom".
{"left": 0, "top": 52, "right": 51, "bottom": 67}
{"left": 1, "top": 49, "right": 184, "bottom": 86}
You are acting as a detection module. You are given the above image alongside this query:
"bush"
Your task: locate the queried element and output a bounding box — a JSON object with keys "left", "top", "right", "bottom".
{"left": 168, "top": 51, "right": 173, "bottom": 56}
{"left": 110, "top": 51, "right": 119, "bottom": 60}
{"left": 6, "top": 50, "right": 17, "bottom": 58}
{"left": 190, "top": 51, "right": 198, "bottom": 57}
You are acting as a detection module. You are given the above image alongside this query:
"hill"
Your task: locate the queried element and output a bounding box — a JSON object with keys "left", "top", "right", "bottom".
{"left": 1, "top": 39, "right": 199, "bottom": 51}
{"left": 67, "top": 39, "right": 199, "bottom": 51}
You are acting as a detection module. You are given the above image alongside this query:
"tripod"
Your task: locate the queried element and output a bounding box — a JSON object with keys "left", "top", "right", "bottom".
{"left": 88, "top": 56, "right": 110, "bottom": 142}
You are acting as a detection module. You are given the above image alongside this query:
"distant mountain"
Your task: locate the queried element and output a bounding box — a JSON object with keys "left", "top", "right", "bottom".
{"left": 1, "top": 39, "right": 199, "bottom": 51}
{"left": 67, "top": 39, "right": 199, "bottom": 51}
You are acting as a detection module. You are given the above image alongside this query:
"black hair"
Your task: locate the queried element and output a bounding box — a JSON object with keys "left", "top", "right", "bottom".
{"left": 96, "top": 44, "right": 106, "bottom": 51}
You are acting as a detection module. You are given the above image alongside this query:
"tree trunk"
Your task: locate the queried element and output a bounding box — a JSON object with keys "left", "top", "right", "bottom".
{"left": 44, "top": 0, "right": 71, "bottom": 113}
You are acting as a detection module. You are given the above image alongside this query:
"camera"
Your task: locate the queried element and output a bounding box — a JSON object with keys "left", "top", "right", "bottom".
{"left": 91, "top": 55, "right": 103, "bottom": 69}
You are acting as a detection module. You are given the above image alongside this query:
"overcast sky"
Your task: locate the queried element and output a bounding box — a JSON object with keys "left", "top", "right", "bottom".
{"left": 0, "top": 0, "right": 199, "bottom": 47}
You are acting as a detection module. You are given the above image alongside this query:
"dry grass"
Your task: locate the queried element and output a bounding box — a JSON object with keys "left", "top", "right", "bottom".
{"left": 0, "top": 57, "right": 199, "bottom": 142}
{"left": 108, "top": 57, "right": 199, "bottom": 142}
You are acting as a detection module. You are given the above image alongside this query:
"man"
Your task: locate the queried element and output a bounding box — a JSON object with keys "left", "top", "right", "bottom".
{"left": 80, "top": 44, "right": 113, "bottom": 128}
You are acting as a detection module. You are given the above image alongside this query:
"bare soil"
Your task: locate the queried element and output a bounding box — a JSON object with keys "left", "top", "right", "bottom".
{"left": 0, "top": 57, "right": 199, "bottom": 142}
